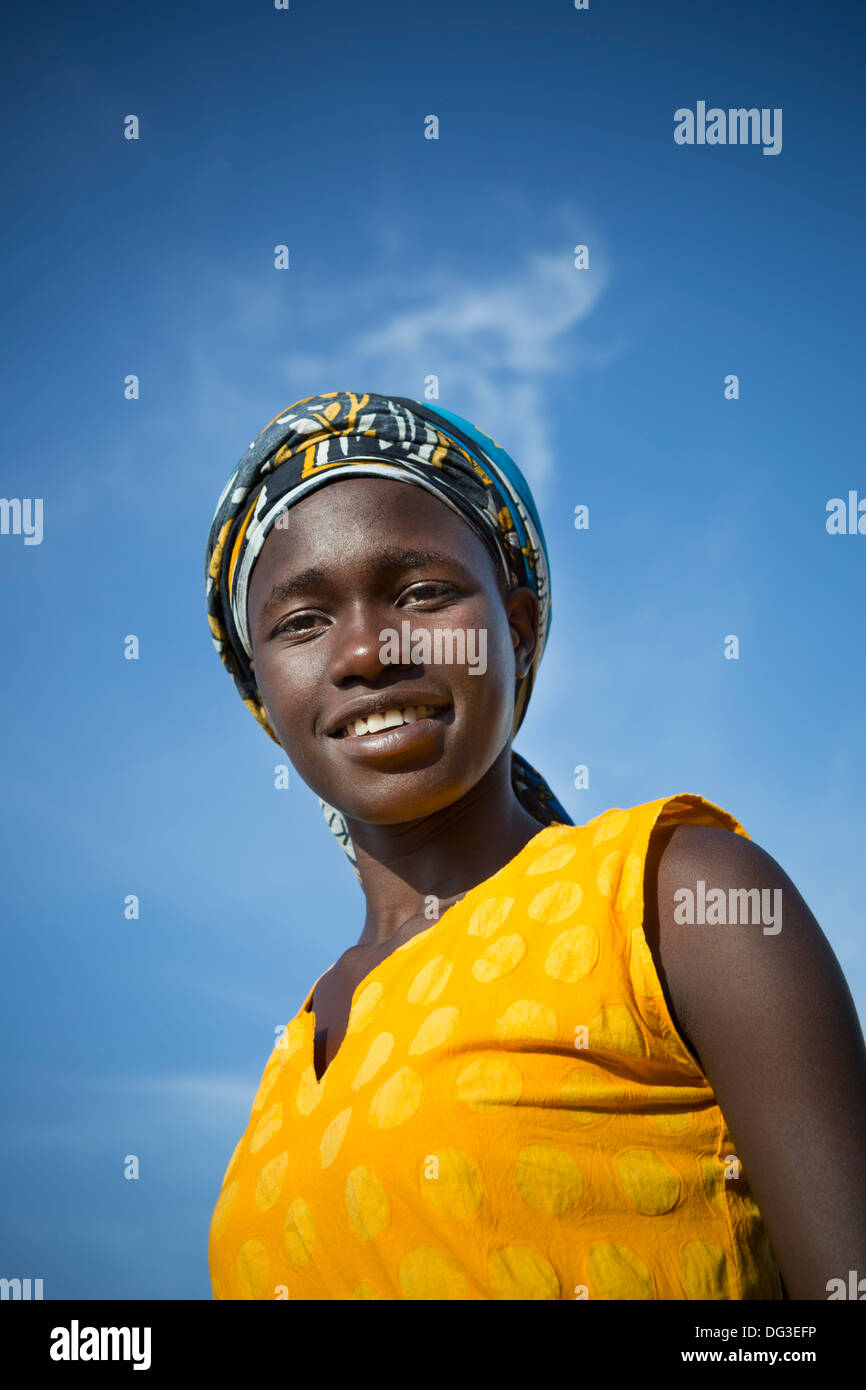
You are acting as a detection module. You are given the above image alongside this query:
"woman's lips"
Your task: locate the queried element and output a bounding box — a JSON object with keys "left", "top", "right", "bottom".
{"left": 330, "top": 706, "right": 453, "bottom": 761}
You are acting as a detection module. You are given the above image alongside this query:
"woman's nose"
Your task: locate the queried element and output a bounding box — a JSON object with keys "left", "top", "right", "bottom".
{"left": 327, "top": 603, "right": 409, "bottom": 683}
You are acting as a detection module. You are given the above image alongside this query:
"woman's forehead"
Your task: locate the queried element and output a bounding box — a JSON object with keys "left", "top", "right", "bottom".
{"left": 247, "top": 480, "right": 501, "bottom": 620}
{"left": 254, "top": 477, "right": 484, "bottom": 566}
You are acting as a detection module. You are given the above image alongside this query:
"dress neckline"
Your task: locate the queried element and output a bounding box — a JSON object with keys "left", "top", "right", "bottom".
{"left": 300, "top": 819, "right": 564, "bottom": 1085}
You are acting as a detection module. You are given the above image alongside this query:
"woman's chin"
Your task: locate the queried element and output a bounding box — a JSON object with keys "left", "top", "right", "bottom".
{"left": 327, "top": 775, "right": 477, "bottom": 832}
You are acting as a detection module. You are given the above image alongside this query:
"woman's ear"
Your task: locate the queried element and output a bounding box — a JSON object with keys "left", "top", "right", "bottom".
{"left": 506, "top": 587, "right": 539, "bottom": 679}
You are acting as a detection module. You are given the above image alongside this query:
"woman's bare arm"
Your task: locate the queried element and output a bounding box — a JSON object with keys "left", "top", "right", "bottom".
{"left": 644, "top": 821, "right": 866, "bottom": 1300}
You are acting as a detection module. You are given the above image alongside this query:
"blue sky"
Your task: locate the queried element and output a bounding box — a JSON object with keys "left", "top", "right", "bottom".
{"left": 1, "top": 0, "right": 864, "bottom": 1299}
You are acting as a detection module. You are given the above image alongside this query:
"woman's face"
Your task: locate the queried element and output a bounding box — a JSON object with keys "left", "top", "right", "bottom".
{"left": 246, "top": 476, "right": 539, "bottom": 829}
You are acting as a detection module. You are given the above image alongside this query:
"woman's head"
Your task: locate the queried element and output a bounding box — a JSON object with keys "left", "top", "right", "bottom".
{"left": 246, "top": 474, "right": 540, "bottom": 833}
{"left": 205, "top": 391, "right": 571, "bottom": 875}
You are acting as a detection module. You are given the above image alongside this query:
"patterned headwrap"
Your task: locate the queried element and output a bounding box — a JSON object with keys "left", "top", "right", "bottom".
{"left": 205, "top": 391, "right": 572, "bottom": 879}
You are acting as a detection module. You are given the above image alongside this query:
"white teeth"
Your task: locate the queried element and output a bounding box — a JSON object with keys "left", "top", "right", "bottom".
{"left": 343, "top": 704, "right": 437, "bottom": 738}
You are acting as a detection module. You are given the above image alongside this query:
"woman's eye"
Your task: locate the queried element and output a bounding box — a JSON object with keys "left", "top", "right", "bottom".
{"left": 401, "top": 583, "right": 454, "bottom": 603}
{"left": 276, "top": 613, "right": 322, "bottom": 635}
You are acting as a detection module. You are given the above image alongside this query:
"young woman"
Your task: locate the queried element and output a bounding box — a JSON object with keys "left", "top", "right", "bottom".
{"left": 205, "top": 390, "right": 866, "bottom": 1301}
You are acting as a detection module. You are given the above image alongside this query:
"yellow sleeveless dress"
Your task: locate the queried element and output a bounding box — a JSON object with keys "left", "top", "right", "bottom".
{"left": 208, "top": 793, "right": 783, "bottom": 1300}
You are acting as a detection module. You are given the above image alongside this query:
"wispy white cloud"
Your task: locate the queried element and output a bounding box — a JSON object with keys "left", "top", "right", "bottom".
{"left": 274, "top": 248, "right": 614, "bottom": 503}
{"left": 178, "top": 222, "right": 622, "bottom": 513}
{"left": 354, "top": 252, "right": 603, "bottom": 373}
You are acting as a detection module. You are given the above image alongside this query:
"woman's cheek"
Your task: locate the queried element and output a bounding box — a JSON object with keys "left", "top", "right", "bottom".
{"left": 255, "top": 660, "right": 314, "bottom": 757}
{"left": 461, "top": 626, "right": 515, "bottom": 741}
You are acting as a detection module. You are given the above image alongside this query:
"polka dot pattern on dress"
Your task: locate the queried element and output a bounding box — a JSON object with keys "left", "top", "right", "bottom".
{"left": 208, "top": 794, "right": 782, "bottom": 1302}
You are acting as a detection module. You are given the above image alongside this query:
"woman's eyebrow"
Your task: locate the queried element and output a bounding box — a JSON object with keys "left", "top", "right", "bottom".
{"left": 259, "top": 548, "right": 466, "bottom": 618}
{"left": 378, "top": 546, "right": 457, "bottom": 570}
{"left": 259, "top": 569, "right": 328, "bottom": 617}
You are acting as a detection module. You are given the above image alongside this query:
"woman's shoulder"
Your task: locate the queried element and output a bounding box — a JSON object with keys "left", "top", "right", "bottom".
{"left": 502, "top": 793, "right": 751, "bottom": 932}
{"left": 542, "top": 791, "right": 751, "bottom": 856}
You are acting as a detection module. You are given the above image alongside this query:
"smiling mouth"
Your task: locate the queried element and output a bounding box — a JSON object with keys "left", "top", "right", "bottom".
{"left": 333, "top": 703, "right": 450, "bottom": 739}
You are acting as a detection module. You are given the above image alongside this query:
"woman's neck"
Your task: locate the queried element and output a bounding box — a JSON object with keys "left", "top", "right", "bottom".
{"left": 345, "top": 746, "right": 545, "bottom": 951}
